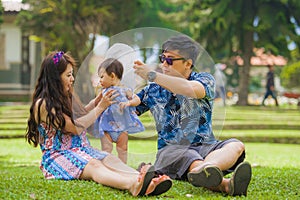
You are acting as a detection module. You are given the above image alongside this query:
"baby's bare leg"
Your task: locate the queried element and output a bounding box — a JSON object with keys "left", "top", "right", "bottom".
{"left": 116, "top": 132, "right": 128, "bottom": 163}
{"left": 101, "top": 132, "right": 113, "bottom": 153}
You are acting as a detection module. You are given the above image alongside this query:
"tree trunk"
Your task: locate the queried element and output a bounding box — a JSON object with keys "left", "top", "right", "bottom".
{"left": 237, "top": 29, "right": 253, "bottom": 106}
{"left": 237, "top": 0, "right": 255, "bottom": 106}
{"left": 237, "top": 53, "right": 251, "bottom": 106}
{"left": 237, "top": 31, "right": 253, "bottom": 106}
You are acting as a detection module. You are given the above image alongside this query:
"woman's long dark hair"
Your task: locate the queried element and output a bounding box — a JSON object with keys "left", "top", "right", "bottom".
{"left": 25, "top": 51, "right": 78, "bottom": 147}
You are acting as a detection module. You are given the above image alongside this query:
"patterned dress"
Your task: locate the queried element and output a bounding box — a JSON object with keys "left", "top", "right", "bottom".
{"left": 94, "top": 86, "right": 144, "bottom": 139}
{"left": 38, "top": 122, "right": 108, "bottom": 180}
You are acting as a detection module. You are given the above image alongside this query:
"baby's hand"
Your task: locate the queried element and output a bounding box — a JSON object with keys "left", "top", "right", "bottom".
{"left": 119, "top": 101, "right": 130, "bottom": 112}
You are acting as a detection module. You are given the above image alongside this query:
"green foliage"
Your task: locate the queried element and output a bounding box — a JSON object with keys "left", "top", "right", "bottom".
{"left": 249, "top": 75, "right": 263, "bottom": 93}
{"left": 136, "top": 0, "right": 186, "bottom": 32}
{"left": 290, "top": 47, "right": 300, "bottom": 62}
{"left": 280, "top": 61, "right": 300, "bottom": 89}
{"left": 162, "top": 0, "right": 300, "bottom": 61}
{"left": 16, "top": 0, "right": 142, "bottom": 62}
{"left": 17, "top": 0, "right": 105, "bottom": 61}
{"left": 0, "top": 1, "right": 3, "bottom": 25}
{"left": 161, "top": 0, "right": 300, "bottom": 105}
{"left": 98, "top": 0, "right": 142, "bottom": 36}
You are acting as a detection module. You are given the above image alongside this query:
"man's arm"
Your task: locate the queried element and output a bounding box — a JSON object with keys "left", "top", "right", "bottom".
{"left": 133, "top": 60, "right": 206, "bottom": 99}
{"left": 152, "top": 72, "right": 205, "bottom": 99}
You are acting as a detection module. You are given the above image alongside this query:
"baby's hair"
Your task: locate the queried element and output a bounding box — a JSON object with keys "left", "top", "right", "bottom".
{"left": 98, "top": 58, "right": 123, "bottom": 80}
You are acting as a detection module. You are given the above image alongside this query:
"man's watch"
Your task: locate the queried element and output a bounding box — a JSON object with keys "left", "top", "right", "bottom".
{"left": 147, "top": 71, "right": 157, "bottom": 82}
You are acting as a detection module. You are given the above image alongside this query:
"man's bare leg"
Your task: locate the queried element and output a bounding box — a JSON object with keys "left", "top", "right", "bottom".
{"left": 189, "top": 141, "right": 245, "bottom": 172}
{"left": 187, "top": 142, "right": 251, "bottom": 196}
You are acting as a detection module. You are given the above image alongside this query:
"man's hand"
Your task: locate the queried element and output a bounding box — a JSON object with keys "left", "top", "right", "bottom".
{"left": 133, "top": 60, "right": 151, "bottom": 80}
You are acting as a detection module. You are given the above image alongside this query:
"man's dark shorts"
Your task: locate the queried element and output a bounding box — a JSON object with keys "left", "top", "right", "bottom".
{"left": 153, "top": 138, "right": 245, "bottom": 180}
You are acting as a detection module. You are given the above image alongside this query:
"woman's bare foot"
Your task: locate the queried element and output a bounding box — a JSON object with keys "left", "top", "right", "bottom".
{"left": 129, "top": 164, "right": 155, "bottom": 196}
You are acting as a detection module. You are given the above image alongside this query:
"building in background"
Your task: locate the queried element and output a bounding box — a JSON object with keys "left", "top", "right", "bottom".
{"left": 0, "top": 1, "right": 41, "bottom": 101}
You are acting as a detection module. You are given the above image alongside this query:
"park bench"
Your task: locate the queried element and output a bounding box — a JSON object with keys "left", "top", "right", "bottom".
{"left": 283, "top": 92, "right": 300, "bottom": 106}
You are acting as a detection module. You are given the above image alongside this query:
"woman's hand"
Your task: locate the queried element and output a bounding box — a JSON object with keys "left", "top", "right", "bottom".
{"left": 94, "top": 88, "right": 103, "bottom": 106}
{"left": 96, "top": 89, "right": 118, "bottom": 112}
{"left": 71, "top": 90, "right": 118, "bottom": 134}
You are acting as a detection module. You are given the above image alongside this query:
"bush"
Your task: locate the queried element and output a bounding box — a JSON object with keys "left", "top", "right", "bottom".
{"left": 280, "top": 61, "right": 300, "bottom": 89}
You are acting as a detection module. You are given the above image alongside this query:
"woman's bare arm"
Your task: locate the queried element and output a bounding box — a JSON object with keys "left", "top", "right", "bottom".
{"left": 35, "top": 90, "right": 117, "bottom": 135}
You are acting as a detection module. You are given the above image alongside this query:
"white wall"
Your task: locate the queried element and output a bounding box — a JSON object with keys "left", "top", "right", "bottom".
{"left": 0, "top": 23, "right": 22, "bottom": 69}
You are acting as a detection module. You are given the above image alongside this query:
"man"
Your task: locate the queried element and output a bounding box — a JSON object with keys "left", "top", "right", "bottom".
{"left": 262, "top": 65, "right": 279, "bottom": 106}
{"left": 133, "top": 35, "right": 252, "bottom": 196}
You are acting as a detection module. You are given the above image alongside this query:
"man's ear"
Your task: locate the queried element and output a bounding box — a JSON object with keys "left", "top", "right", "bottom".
{"left": 185, "top": 59, "right": 193, "bottom": 69}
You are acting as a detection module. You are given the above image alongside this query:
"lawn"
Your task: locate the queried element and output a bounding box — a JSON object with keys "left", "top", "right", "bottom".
{"left": 1, "top": 138, "right": 300, "bottom": 200}
{"left": 0, "top": 104, "right": 300, "bottom": 199}
{"left": 1, "top": 104, "right": 300, "bottom": 143}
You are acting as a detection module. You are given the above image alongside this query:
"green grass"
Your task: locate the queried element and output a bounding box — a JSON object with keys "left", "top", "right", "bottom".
{"left": 1, "top": 104, "right": 300, "bottom": 199}
{"left": 1, "top": 138, "right": 300, "bottom": 199}
{"left": 1, "top": 104, "right": 300, "bottom": 143}
{"left": 141, "top": 106, "right": 300, "bottom": 128}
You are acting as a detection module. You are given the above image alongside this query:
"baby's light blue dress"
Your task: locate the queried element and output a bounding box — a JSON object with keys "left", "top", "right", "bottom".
{"left": 94, "top": 86, "right": 144, "bottom": 139}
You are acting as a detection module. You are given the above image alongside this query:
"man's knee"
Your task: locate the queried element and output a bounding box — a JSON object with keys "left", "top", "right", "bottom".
{"left": 226, "top": 141, "right": 245, "bottom": 155}
{"left": 236, "top": 141, "right": 245, "bottom": 154}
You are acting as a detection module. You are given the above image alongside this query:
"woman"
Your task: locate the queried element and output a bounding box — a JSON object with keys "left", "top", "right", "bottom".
{"left": 25, "top": 51, "right": 172, "bottom": 196}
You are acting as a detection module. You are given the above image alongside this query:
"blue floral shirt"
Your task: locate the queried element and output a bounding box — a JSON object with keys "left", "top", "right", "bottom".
{"left": 136, "top": 71, "right": 217, "bottom": 150}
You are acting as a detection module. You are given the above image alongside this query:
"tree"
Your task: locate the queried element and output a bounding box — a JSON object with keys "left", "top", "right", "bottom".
{"left": 0, "top": 2, "right": 3, "bottom": 25}
{"left": 16, "top": 0, "right": 142, "bottom": 103}
{"left": 161, "top": 0, "right": 300, "bottom": 105}
{"left": 16, "top": 0, "right": 142, "bottom": 63}
{"left": 17, "top": 0, "right": 109, "bottom": 62}
{"left": 127, "top": 0, "right": 182, "bottom": 63}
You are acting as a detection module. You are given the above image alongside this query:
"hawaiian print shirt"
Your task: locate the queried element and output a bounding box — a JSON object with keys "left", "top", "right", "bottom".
{"left": 136, "top": 71, "right": 217, "bottom": 150}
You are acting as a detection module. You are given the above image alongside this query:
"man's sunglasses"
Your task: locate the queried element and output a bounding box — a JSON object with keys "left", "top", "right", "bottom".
{"left": 159, "top": 54, "right": 185, "bottom": 65}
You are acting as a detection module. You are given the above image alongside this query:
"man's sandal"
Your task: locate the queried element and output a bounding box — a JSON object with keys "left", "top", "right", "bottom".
{"left": 137, "top": 164, "right": 155, "bottom": 196}
{"left": 145, "top": 174, "right": 172, "bottom": 196}
{"left": 187, "top": 164, "right": 223, "bottom": 188}
{"left": 229, "top": 161, "right": 252, "bottom": 196}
